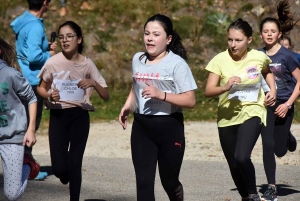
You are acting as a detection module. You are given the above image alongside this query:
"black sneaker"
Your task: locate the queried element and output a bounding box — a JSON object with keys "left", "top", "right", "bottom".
{"left": 288, "top": 132, "right": 297, "bottom": 152}
{"left": 261, "top": 185, "right": 277, "bottom": 201}
{"left": 248, "top": 193, "right": 261, "bottom": 201}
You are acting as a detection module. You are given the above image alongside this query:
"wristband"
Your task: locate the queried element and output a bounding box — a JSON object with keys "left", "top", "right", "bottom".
{"left": 285, "top": 102, "right": 291, "bottom": 109}
{"left": 163, "top": 92, "right": 167, "bottom": 101}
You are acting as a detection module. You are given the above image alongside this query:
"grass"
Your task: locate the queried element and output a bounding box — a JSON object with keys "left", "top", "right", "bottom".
{"left": 2, "top": 0, "right": 300, "bottom": 125}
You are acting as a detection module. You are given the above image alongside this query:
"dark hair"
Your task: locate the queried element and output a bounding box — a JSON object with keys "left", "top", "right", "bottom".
{"left": 144, "top": 14, "right": 187, "bottom": 60}
{"left": 280, "top": 35, "right": 292, "bottom": 47}
{"left": 227, "top": 18, "right": 253, "bottom": 37}
{"left": 0, "top": 37, "right": 21, "bottom": 72}
{"left": 259, "top": 0, "right": 298, "bottom": 35}
{"left": 58, "top": 21, "right": 84, "bottom": 54}
{"left": 27, "top": 0, "right": 46, "bottom": 11}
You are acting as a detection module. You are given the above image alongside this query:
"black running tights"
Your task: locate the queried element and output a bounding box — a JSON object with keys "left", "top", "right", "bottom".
{"left": 131, "top": 113, "right": 185, "bottom": 201}
{"left": 49, "top": 107, "right": 90, "bottom": 201}
{"left": 261, "top": 102, "right": 294, "bottom": 184}
{"left": 218, "top": 117, "right": 262, "bottom": 198}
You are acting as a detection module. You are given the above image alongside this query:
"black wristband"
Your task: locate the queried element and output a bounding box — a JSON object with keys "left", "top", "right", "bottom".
{"left": 163, "top": 92, "right": 167, "bottom": 101}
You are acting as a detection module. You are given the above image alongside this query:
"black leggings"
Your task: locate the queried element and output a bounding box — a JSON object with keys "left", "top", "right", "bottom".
{"left": 131, "top": 113, "right": 185, "bottom": 201}
{"left": 261, "top": 101, "right": 294, "bottom": 184}
{"left": 49, "top": 107, "right": 90, "bottom": 201}
{"left": 218, "top": 117, "right": 262, "bottom": 198}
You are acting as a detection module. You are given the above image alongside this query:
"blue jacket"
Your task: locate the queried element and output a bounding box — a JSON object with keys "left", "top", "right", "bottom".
{"left": 10, "top": 10, "right": 50, "bottom": 86}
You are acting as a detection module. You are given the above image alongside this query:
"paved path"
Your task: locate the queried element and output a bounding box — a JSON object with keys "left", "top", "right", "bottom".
{"left": 0, "top": 155, "right": 300, "bottom": 201}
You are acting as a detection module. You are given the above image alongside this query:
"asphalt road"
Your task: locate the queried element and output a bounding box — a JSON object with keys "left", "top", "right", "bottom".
{"left": 0, "top": 155, "right": 300, "bottom": 201}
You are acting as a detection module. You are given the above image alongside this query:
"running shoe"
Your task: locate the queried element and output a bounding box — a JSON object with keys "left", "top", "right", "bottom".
{"left": 34, "top": 171, "right": 48, "bottom": 180}
{"left": 261, "top": 185, "right": 277, "bottom": 201}
{"left": 248, "top": 194, "right": 261, "bottom": 201}
{"left": 23, "top": 153, "right": 40, "bottom": 179}
{"left": 288, "top": 132, "right": 297, "bottom": 152}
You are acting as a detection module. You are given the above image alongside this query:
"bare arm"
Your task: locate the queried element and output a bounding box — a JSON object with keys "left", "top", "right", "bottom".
{"left": 23, "top": 102, "right": 37, "bottom": 147}
{"left": 205, "top": 72, "right": 241, "bottom": 98}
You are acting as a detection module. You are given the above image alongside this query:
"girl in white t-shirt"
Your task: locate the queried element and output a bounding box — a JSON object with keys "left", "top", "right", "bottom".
{"left": 37, "top": 21, "right": 109, "bottom": 201}
{"left": 119, "top": 14, "right": 197, "bottom": 201}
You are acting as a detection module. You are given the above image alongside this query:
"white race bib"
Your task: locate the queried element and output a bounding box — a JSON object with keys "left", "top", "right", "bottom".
{"left": 138, "top": 89, "right": 171, "bottom": 115}
{"left": 55, "top": 79, "right": 84, "bottom": 101}
{"left": 228, "top": 83, "right": 261, "bottom": 102}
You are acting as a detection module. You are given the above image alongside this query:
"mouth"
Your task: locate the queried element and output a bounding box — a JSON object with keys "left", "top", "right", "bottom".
{"left": 63, "top": 44, "right": 70, "bottom": 48}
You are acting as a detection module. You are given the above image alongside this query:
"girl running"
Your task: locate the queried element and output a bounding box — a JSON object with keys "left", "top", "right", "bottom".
{"left": 119, "top": 14, "right": 197, "bottom": 201}
{"left": 205, "top": 18, "right": 276, "bottom": 201}
{"left": 0, "top": 37, "right": 39, "bottom": 200}
{"left": 37, "top": 21, "right": 109, "bottom": 201}
{"left": 259, "top": 1, "right": 300, "bottom": 200}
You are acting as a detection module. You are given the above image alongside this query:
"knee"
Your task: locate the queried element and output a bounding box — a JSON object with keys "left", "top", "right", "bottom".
{"left": 4, "top": 187, "right": 23, "bottom": 201}
{"left": 275, "top": 148, "right": 287, "bottom": 157}
{"left": 234, "top": 154, "right": 250, "bottom": 166}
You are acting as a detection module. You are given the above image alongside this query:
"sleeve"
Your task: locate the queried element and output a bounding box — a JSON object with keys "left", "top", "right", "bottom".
{"left": 25, "top": 22, "right": 50, "bottom": 65}
{"left": 173, "top": 61, "right": 197, "bottom": 94}
{"left": 37, "top": 62, "right": 52, "bottom": 83}
{"left": 88, "top": 60, "right": 108, "bottom": 88}
{"left": 12, "top": 70, "right": 37, "bottom": 105}
{"left": 287, "top": 53, "right": 300, "bottom": 73}
{"left": 205, "top": 56, "right": 222, "bottom": 76}
{"left": 262, "top": 54, "right": 272, "bottom": 70}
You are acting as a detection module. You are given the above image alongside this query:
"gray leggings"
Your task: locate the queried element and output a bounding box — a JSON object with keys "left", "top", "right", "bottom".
{"left": 0, "top": 144, "right": 30, "bottom": 201}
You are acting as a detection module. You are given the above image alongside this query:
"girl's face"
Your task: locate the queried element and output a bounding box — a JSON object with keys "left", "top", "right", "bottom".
{"left": 227, "top": 28, "right": 252, "bottom": 60}
{"left": 58, "top": 25, "right": 81, "bottom": 54}
{"left": 260, "top": 22, "right": 282, "bottom": 46}
{"left": 143, "top": 21, "right": 172, "bottom": 59}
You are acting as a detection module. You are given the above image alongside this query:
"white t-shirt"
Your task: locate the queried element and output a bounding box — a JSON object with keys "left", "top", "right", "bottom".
{"left": 132, "top": 50, "right": 197, "bottom": 115}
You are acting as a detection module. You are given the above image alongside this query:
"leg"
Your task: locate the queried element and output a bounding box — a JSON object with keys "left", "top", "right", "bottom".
{"left": 218, "top": 125, "right": 249, "bottom": 198}
{"left": 234, "top": 117, "right": 262, "bottom": 195}
{"left": 0, "top": 144, "right": 30, "bottom": 201}
{"left": 68, "top": 108, "right": 90, "bottom": 201}
{"left": 261, "top": 106, "right": 276, "bottom": 185}
{"left": 131, "top": 114, "right": 158, "bottom": 201}
{"left": 274, "top": 105, "right": 294, "bottom": 157}
{"left": 157, "top": 113, "right": 185, "bottom": 201}
{"left": 48, "top": 109, "right": 71, "bottom": 183}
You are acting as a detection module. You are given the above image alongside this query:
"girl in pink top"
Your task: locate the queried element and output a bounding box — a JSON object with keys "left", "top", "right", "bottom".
{"left": 37, "top": 21, "right": 109, "bottom": 201}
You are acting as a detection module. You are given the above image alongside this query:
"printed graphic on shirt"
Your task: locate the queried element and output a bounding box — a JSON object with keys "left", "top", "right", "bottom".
{"left": 0, "top": 100, "right": 9, "bottom": 127}
{"left": 269, "top": 62, "right": 287, "bottom": 89}
{"left": 1, "top": 82, "right": 9, "bottom": 95}
{"left": 134, "top": 72, "right": 173, "bottom": 115}
{"left": 246, "top": 66, "right": 259, "bottom": 79}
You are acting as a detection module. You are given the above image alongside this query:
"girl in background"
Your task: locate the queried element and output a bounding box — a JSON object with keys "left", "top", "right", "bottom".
{"left": 205, "top": 18, "right": 276, "bottom": 201}
{"left": 0, "top": 37, "right": 38, "bottom": 200}
{"left": 37, "top": 21, "right": 109, "bottom": 201}
{"left": 259, "top": 0, "right": 300, "bottom": 200}
{"left": 119, "top": 14, "right": 197, "bottom": 201}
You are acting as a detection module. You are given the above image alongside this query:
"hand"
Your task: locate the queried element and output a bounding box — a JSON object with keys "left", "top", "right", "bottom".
{"left": 141, "top": 82, "right": 164, "bottom": 100}
{"left": 274, "top": 103, "right": 289, "bottom": 118}
{"left": 264, "top": 91, "right": 276, "bottom": 106}
{"left": 22, "top": 131, "right": 36, "bottom": 147}
{"left": 49, "top": 41, "right": 57, "bottom": 56}
{"left": 119, "top": 106, "right": 130, "bottom": 130}
{"left": 50, "top": 89, "right": 60, "bottom": 102}
{"left": 224, "top": 76, "right": 241, "bottom": 91}
{"left": 77, "top": 79, "right": 96, "bottom": 90}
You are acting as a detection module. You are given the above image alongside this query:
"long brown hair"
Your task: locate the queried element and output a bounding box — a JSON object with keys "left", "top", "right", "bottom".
{"left": 260, "top": 0, "right": 299, "bottom": 36}
{"left": 0, "top": 37, "right": 21, "bottom": 72}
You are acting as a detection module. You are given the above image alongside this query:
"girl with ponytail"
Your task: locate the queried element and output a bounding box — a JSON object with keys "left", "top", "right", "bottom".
{"left": 259, "top": 1, "right": 300, "bottom": 200}
{"left": 119, "top": 14, "right": 197, "bottom": 201}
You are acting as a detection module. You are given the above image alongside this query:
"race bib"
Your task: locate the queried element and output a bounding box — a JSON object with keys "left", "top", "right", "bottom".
{"left": 55, "top": 79, "right": 84, "bottom": 101}
{"left": 138, "top": 89, "right": 171, "bottom": 115}
{"left": 228, "top": 83, "right": 261, "bottom": 102}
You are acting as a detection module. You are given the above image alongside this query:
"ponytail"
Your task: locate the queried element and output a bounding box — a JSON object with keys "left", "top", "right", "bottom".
{"left": 169, "top": 30, "right": 187, "bottom": 60}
